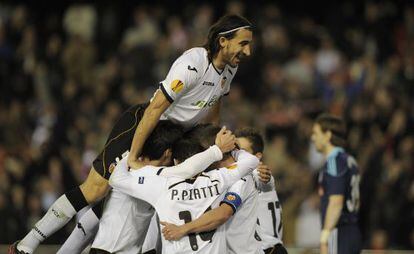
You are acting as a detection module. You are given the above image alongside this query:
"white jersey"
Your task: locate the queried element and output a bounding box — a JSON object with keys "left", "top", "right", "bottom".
{"left": 222, "top": 173, "right": 262, "bottom": 254}
{"left": 109, "top": 150, "right": 260, "bottom": 254}
{"left": 142, "top": 213, "right": 162, "bottom": 253}
{"left": 91, "top": 178, "right": 155, "bottom": 253}
{"left": 159, "top": 47, "right": 238, "bottom": 128}
{"left": 254, "top": 173, "right": 283, "bottom": 249}
{"left": 92, "top": 145, "right": 224, "bottom": 253}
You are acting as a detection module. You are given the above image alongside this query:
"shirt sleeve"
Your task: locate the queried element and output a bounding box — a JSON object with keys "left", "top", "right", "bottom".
{"left": 220, "top": 178, "right": 247, "bottom": 214}
{"left": 159, "top": 53, "right": 200, "bottom": 103}
{"left": 325, "top": 156, "right": 347, "bottom": 196}
{"left": 160, "top": 145, "right": 223, "bottom": 179}
{"left": 108, "top": 157, "right": 166, "bottom": 205}
{"left": 216, "top": 150, "right": 260, "bottom": 190}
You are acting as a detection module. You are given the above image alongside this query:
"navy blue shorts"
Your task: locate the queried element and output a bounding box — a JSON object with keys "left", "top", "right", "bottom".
{"left": 328, "top": 224, "right": 361, "bottom": 254}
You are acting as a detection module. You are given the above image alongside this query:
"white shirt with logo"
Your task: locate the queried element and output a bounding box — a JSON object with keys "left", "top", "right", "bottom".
{"left": 159, "top": 47, "right": 238, "bottom": 128}
{"left": 109, "top": 150, "right": 259, "bottom": 254}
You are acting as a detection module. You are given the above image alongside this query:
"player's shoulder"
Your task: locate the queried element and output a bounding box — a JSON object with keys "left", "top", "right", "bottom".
{"left": 326, "top": 147, "right": 352, "bottom": 176}
{"left": 129, "top": 165, "right": 163, "bottom": 177}
{"left": 177, "top": 47, "right": 209, "bottom": 70}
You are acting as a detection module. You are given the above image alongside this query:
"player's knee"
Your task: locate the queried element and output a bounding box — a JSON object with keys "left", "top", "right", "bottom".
{"left": 80, "top": 168, "right": 110, "bottom": 203}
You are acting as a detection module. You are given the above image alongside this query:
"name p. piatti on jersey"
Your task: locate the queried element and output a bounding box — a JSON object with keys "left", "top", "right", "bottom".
{"left": 170, "top": 183, "right": 220, "bottom": 201}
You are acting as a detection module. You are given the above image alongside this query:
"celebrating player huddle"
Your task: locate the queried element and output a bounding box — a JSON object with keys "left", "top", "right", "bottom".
{"left": 10, "top": 14, "right": 289, "bottom": 254}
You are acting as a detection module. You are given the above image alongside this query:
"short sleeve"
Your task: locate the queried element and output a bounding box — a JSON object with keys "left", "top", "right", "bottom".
{"left": 160, "top": 53, "right": 200, "bottom": 102}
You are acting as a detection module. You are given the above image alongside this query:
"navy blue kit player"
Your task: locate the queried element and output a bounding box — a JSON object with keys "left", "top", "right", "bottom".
{"left": 311, "top": 114, "right": 362, "bottom": 254}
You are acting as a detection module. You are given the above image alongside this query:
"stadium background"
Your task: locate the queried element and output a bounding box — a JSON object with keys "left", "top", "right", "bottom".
{"left": 0, "top": 0, "right": 413, "bottom": 252}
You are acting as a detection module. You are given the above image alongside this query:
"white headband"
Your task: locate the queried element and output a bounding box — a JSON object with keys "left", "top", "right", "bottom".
{"left": 218, "top": 25, "right": 251, "bottom": 35}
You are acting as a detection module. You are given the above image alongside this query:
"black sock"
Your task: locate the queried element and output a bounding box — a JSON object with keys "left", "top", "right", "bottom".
{"left": 92, "top": 200, "right": 105, "bottom": 219}
{"left": 65, "top": 186, "right": 89, "bottom": 212}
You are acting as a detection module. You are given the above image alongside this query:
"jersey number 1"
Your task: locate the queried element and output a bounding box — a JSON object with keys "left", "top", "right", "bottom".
{"left": 268, "top": 201, "right": 282, "bottom": 239}
{"left": 179, "top": 208, "right": 216, "bottom": 251}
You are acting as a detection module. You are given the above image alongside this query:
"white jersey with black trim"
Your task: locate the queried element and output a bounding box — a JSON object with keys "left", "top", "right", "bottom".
{"left": 92, "top": 146, "right": 224, "bottom": 253}
{"left": 142, "top": 213, "right": 162, "bottom": 253}
{"left": 254, "top": 172, "right": 284, "bottom": 248}
{"left": 91, "top": 175, "right": 155, "bottom": 253}
{"left": 109, "top": 150, "right": 260, "bottom": 254}
{"left": 159, "top": 47, "right": 238, "bottom": 128}
{"left": 221, "top": 173, "right": 262, "bottom": 254}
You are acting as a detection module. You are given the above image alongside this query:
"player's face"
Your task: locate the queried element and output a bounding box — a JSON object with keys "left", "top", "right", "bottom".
{"left": 221, "top": 28, "right": 253, "bottom": 67}
{"left": 311, "top": 123, "right": 330, "bottom": 153}
{"left": 237, "top": 137, "right": 253, "bottom": 153}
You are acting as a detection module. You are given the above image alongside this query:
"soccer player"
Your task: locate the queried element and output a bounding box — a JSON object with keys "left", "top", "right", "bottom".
{"left": 10, "top": 14, "right": 253, "bottom": 254}
{"left": 109, "top": 126, "right": 260, "bottom": 253}
{"left": 161, "top": 128, "right": 288, "bottom": 254}
{"left": 89, "top": 123, "right": 236, "bottom": 253}
{"left": 311, "top": 114, "right": 361, "bottom": 254}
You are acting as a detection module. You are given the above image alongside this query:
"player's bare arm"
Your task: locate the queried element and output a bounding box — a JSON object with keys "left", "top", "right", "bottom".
{"left": 320, "top": 195, "right": 344, "bottom": 250}
{"left": 128, "top": 90, "right": 171, "bottom": 168}
{"left": 161, "top": 203, "right": 234, "bottom": 241}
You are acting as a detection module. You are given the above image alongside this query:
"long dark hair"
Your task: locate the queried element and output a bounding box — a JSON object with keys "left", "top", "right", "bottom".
{"left": 204, "top": 14, "right": 252, "bottom": 60}
{"left": 315, "top": 114, "right": 347, "bottom": 147}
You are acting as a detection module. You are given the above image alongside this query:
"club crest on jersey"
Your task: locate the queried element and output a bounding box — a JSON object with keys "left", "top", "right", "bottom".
{"left": 138, "top": 177, "right": 145, "bottom": 184}
{"left": 221, "top": 76, "right": 227, "bottom": 89}
{"left": 171, "top": 80, "right": 184, "bottom": 93}
{"left": 226, "top": 194, "right": 236, "bottom": 201}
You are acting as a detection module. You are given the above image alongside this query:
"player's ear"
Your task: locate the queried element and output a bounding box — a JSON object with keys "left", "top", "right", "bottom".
{"left": 326, "top": 130, "right": 332, "bottom": 142}
{"left": 163, "top": 149, "right": 172, "bottom": 161}
{"left": 173, "top": 158, "right": 179, "bottom": 166}
{"left": 219, "top": 36, "right": 228, "bottom": 48}
{"left": 255, "top": 152, "right": 263, "bottom": 160}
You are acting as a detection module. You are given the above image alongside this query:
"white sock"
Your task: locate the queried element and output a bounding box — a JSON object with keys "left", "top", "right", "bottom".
{"left": 57, "top": 207, "right": 99, "bottom": 254}
{"left": 18, "top": 195, "right": 77, "bottom": 253}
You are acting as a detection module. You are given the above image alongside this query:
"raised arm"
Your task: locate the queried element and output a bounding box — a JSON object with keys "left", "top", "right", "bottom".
{"left": 128, "top": 90, "right": 171, "bottom": 168}
{"left": 109, "top": 156, "right": 164, "bottom": 205}
{"left": 218, "top": 150, "right": 260, "bottom": 189}
{"left": 160, "top": 126, "right": 236, "bottom": 179}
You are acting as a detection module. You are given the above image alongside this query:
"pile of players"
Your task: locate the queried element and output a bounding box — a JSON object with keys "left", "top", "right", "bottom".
{"left": 9, "top": 14, "right": 288, "bottom": 254}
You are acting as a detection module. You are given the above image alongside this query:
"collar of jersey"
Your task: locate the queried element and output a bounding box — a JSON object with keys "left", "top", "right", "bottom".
{"left": 326, "top": 146, "right": 344, "bottom": 159}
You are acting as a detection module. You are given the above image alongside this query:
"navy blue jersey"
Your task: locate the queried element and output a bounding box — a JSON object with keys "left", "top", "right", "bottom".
{"left": 318, "top": 147, "right": 360, "bottom": 227}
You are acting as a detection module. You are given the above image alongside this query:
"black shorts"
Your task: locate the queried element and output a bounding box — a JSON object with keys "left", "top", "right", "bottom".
{"left": 264, "top": 243, "right": 288, "bottom": 254}
{"left": 92, "top": 103, "right": 148, "bottom": 179}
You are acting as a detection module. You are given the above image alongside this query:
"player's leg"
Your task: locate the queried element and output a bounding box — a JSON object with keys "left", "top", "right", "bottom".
{"left": 56, "top": 203, "right": 104, "bottom": 254}
{"left": 14, "top": 167, "right": 108, "bottom": 254}
{"left": 337, "top": 225, "right": 362, "bottom": 254}
{"left": 12, "top": 104, "right": 147, "bottom": 254}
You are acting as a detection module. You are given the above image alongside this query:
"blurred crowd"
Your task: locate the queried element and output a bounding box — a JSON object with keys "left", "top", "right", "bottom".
{"left": 0, "top": 0, "right": 413, "bottom": 250}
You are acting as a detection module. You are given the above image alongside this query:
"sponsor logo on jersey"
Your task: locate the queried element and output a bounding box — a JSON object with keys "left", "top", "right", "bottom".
{"left": 226, "top": 164, "right": 237, "bottom": 170}
{"left": 202, "top": 81, "right": 215, "bottom": 86}
{"left": 171, "top": 80, "right": 184, "bottom": 93}
{"left": 191, "top": 95, "right": 219, "bottom": 108}
{"left": 138, "top": 176, "right": 145, "bottom": 184}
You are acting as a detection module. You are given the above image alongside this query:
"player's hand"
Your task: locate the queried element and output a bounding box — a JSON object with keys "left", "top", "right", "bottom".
{"left": 160, "top": 221, "right": 187, "bottom": 241}
{"left": 320, "top": 243, "right": 328, "bottom": 254}
{"left": 320, "top": 229, "right": 330, "bottom": 254}
{"left": 257, "top": 162, "right": 271, "bottom": 183}
{"left": 215, "top": 126, "right": 236, "bottom": 153}
{"left": 127, "top": 155, "right": 141, "bottom": 169}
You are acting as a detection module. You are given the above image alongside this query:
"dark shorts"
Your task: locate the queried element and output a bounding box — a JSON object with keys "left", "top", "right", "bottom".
{"left": 329, "top": 224, "right": 362, "bottom": 254}
{"left": 92, "top": 103, "right": 148, "bottom": 179}
{"left": 264, "top": 243, "right": 288, "bottom": 254}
